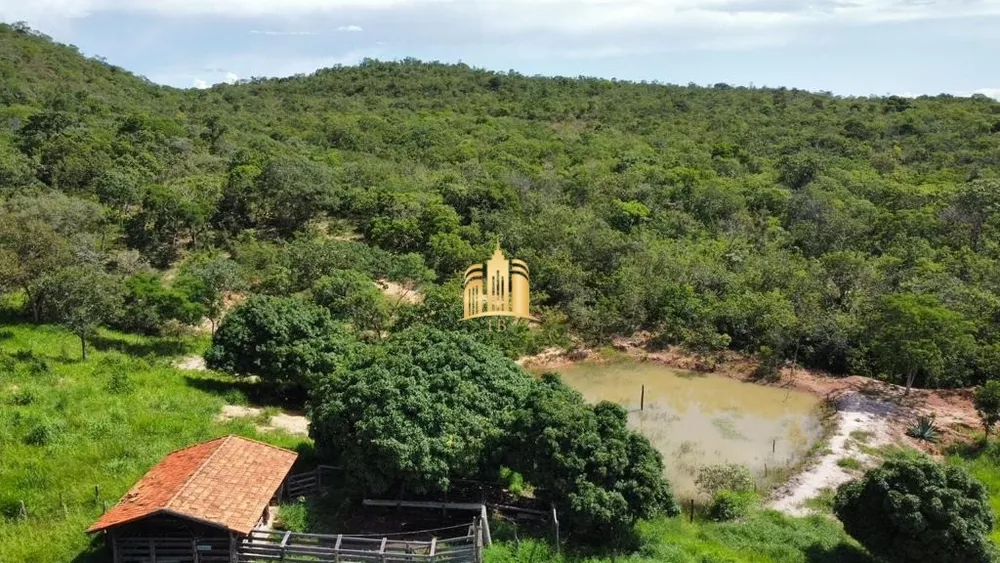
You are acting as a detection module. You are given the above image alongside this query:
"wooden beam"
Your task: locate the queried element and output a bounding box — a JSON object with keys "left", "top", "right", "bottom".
{"left": 363, "top": 499, "right": 485, "bottom": 511}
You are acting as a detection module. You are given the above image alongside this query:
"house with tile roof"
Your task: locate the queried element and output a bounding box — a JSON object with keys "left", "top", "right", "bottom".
{"left": 87, "top": 435, "right": 298, "bottom": 563}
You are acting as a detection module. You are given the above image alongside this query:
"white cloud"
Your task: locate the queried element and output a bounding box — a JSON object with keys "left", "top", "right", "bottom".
{"left": 336, "top": 25, "right": 363, "bottom": 32}
{"left": 192, "top": 78, "right": 209, "bottom": 89}
{"left": 224, "top": 71, "right": 239, "bottom": 83}
{"left": 250, "top": 29, "right": 315, "bottom": 35}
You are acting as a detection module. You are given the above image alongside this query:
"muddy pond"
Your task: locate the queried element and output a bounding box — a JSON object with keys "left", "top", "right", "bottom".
{"left": 542, "top": 360, "right": 826, "bottom": 500}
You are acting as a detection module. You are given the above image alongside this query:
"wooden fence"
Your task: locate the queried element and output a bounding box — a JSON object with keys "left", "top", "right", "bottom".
{"left": 283, "top": 465, "right": 341, "bottom": 499}
{"left": 237, "top": 522, "right": 483, "bottom": 562}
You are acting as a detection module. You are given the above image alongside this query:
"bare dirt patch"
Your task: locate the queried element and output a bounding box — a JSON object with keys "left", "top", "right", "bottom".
{"left": 175, "top": 354, "right": 207, "bottom": 371}
{"left": 377, "top": 279, "right": 422, "bottom": 306}
{"left": 769, "top": 393, "right": 896, "bottom": 515}
{"left": 217, "top": 405, "right": 310, "bottom": 436}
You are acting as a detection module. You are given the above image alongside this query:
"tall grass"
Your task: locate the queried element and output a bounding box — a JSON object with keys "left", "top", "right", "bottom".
{"left": 0, "top": 323, "right": 311, "bottom": 562}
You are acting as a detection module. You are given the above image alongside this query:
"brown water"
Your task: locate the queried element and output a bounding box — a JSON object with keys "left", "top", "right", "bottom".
{"left": 544, "top": 360, "right": 825, "bottom": 499}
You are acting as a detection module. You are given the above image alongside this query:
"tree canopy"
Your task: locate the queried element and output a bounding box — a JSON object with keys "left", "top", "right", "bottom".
{"left": 834, "top": 457, "right": 996, "bottom": 563}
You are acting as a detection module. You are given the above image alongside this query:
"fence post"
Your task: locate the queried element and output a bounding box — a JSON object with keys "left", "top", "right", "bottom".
{"left": 18, "top": 500, "right": 27, "bottom": 521}
{"left": 640, "top": 385, "right": 645, "bottom": 411}
{"left": 551, "top": 505, "right": 560, "bottom": 554}
{"left": 689, "top": 499, "right": 695, "bottom": 523}
{"left": 480, "top": 504, "right": 492, "bottom": 546}
{"left": 95, "top": 485, "right": 101, "bottom": 508}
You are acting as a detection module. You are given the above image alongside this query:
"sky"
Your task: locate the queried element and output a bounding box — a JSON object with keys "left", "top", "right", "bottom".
{"left": 1, "top": 0, "right": 998, "bottom": 99}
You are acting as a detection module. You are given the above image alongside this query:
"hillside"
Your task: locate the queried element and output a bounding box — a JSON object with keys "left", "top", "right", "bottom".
{"left": 3, "top": 20, "right": 1000, "bottom": 563}
{"left": 3, "top": 20, "right": 1000, "bottom": 385}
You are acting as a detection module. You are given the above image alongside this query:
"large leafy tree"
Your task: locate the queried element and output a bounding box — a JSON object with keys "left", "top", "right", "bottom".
{"left": 309, "top": 327, "right": 533, "bottom": 495}
{"left": 505, "top": 373, "right": 680, "bottom": 542}
{"left": 204, "top": 295, "right": 357, "bottom": 397}
{"left": 834, "top": 458, "right": 995, "bottom": 563}
{"left": 867, "top": 294, "right": 976, "bottom": 394}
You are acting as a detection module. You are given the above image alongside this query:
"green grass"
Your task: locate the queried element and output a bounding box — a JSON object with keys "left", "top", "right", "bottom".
{"left": 948, "top": 441, "right": 1000, "bottom": 546}
{"left": 836, "top": 457, "right": 863, "bottom": 471}
{"left": 0, "top": 323, "right": 312, "bottom": 562}
{"left": 485, "top": 511, "right": 876, "bottom": 563}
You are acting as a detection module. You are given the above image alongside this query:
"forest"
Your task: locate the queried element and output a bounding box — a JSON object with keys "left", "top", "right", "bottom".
{"left": 1, "top": 20, "right": 1000, "bottom": 563}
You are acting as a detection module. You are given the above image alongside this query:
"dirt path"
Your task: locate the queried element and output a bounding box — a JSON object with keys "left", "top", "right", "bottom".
{"left": 217, "top": 405, "right": 310, "bottom": 436}
{"left": 173, "top": 355, "right": 310, "bottom": 437}
{"left": 769, "top": 393, "right": 896, "bottom": 515}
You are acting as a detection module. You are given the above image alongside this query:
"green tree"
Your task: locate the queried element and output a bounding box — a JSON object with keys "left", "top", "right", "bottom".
{"left": 868, "top": 294, "right": 976, "bottom": 394}
{"left": 309, "top": 327, "right": 533, "bottom": 495}
{"left": 505, "top": 373, "right": 680, "bottom": 542}
{"left": 974, "top": 380, "right": 1000, "bottom": 442}
{"left": 0, "top": 215, "right": 73, "bottom": 321}
{"left": 204, "top": 295, "right": 356, "bottom": 398}
{"left": 312, "top": 270, "right": 390, "bottom": 338}
{"left": 116, "top": 274, "right": 203, "bottom": 335}
{"left": 43, "top": 265, "right": 123, "bottom": 359}
{"left": 834, "top": 458, "right": 995, "bottom": 563}
{"left": 175, "top": 253, "right": 245, "bottom": 335}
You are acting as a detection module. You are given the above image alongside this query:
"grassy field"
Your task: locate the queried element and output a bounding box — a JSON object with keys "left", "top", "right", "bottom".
{"left": 484, "top": 511, "right": 877, "bottom": 563}
{"left": 2, "top": 321, "right": 997, "bottom": 563}
{"left": 948, "top": 441, "right": 1000, "bottom": 546}
{"left": 0, "top": 322, "right": 312, "bottom": 563}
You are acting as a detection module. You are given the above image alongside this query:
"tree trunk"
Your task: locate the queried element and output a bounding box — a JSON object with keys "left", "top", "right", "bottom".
{"left": 80, "top": 333, "right": 87, "bottom": 360}
{"left": 23, "top": 286, "right": 39, "bottom": 323}
{"left": 210, "top": 317, "right": 217, "bottom": 336}
{"left": 905, "top": 371, "right": 916, "bottom": 396}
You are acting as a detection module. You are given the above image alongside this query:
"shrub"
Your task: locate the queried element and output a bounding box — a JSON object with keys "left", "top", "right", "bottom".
{"left": 708, "top": 490, "right": 755, "bottom": 521}
{"left": 24, "top": 418, "right": 62, "bottom": 446}
{"left": 106, "top": 371, "right": 133, "bottom": 395}
{"left": 10, "top": 387, "right": 36, "bottom": 406}
{"left": 834, "top": 457, "right": 996, "bottom": 563}
{"left": 696, "top": 463, "right": 755, "bottom": 498}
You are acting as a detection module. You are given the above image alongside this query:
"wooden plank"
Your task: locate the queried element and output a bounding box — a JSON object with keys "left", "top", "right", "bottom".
{"left": 363, "top": 499, "right": 485, "bottom": 512}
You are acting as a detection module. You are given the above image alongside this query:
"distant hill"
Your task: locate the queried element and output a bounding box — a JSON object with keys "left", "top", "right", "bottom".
{"left": 2, "top": 21, "right": 1000, "bottom": 384}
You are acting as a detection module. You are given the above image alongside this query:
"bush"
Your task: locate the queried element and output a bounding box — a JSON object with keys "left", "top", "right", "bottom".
{"left": 696, "top": 463, "right": 755, "bottom": 498}
{"left": 834, "top": 457, "right": 996, "bottom": 563}
{"left": 24, "top": 418, "right": 62, "bottom": 446}
{"left": 708, "top": 490, "right": 755, "bottom": 521}
{"left": 106, "top": 371, "right": 133, "bottom": 395}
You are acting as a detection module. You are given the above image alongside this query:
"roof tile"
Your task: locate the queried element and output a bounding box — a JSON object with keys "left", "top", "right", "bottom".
{"left": 87, "top": 435, "right": 297, "bottom": 535}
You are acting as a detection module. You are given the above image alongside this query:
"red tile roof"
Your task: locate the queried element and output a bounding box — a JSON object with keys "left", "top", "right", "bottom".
{"left": 87, "top": 435, "right": 298, "bottom": 536}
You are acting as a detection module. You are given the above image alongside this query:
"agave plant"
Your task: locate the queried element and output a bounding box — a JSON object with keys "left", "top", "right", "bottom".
{"left": 907, "top": 415, "right": 939, "bottom": 442}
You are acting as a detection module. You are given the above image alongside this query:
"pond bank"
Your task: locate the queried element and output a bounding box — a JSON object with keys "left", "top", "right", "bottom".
{"left": 520, "top": 340, "right": 983, "bottom": 515}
